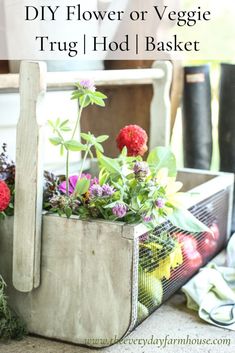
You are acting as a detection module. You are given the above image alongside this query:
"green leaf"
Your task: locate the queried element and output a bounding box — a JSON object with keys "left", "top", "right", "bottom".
{"left": 71, "top": 91, "right": 84, "bottom": 99}
{"left": 95, "top": 143, "right": 104, "bottom": 153}
{"left": 59, "top": 119, "right": 69, "bottom": 128}
{"left": 60, "top": 126, "right": 72, "bottom": 132}
{"left": 49, "top": 136, "right": 62, "bottom": 146}
{"left": 104, "top": 201, "right": 120, "bottom": 209}
{"left": 96, "top": 135, "right": 109, "bottom": 143}
{"left": 90, "top": 96, "right": 106, "bottom": 107}
{"left": 64, "top": 140, "right": 86, "bottom": 152}
{"left": 48, "top": 120, "right": 55, "bottom": 129}
{"left": 0, "top": 212, "right": 5, "bottom": 220}
{"left": 99, "top": 167, "right": 108, "bottom": 185}
{"left": 121, "top": 146, "right": 128, "bottom": 157}
{"left": 59, "top": 120, "right": 71, "bottom": 132}
{"left": 93, "top": 91, "right": 107, "bottom": 99}
{"left": 98, "top": 154, "right": 122, "bottom": 175}
{"left": 55, "top": 118, "right": 60, "bottom": 127}
{"left": 79, "top": 94, "right": 91, "bottom": 108}
{"left": 167, "top": 208, "right": 211, "bottom": 233}
{"left": 74, "top": 178, "right": 90, "bottom": 196}
{"left": 80, "top": 133, "right": 93, "bottom": 143}
{"left": 64, "top": 207, "right": 72, "bottom": 219}
{"left": 147, "top": 147, "right": 177, "bottom": 177}
{"left": 88, "top": 149, "right": 94, "bottom": 159}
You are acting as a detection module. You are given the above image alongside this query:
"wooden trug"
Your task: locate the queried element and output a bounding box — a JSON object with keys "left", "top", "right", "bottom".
{"left": 0, "top": 61, "right": 233, "bottom": 347}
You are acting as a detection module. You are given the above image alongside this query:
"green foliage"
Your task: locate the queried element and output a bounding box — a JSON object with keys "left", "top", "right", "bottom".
{"left": 94, "top": 146, "right": 209, "bottom": 233}
{"left": 97, "top": 153, "right": 122, "bottom": 176}
{"left": 47, "top": 82, "right": 209, "bottom": 235}
{"left": 167, "top": 208, "right": 211, "bottom": 233}
{"left": 64, "top": 140, "right": 86, "bottom": 152}
{"left": 48, "top": 82, "right": 108, "bottom": 196}
{"left": 0, "top": 276, "right": 27, "bottom": 341}
{"left": 71, "top": 83, "right": 107, "bottom": 107}
{"left": 74, "top": 178, "right": 90, "bottom": 196}
{"left": 147, "top": 147, "right": 177, "bottom": 177}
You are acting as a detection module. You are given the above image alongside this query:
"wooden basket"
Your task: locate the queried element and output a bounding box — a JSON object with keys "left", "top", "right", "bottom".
{"left": 0, "top": 170, "right": 233, "bottom": 347}
{"left": 0, "top": 62, "right": 234, "bottom": 347}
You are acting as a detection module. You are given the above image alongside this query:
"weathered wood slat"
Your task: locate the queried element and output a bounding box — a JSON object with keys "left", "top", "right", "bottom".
{"left": 0, "top": 68, "right": 164, "bottom": 93}
{"left": 149, "top": 61, "right": 173, "bottom": 149}
{"left": 13, "top": 61, "right": 47, "bottom": 292}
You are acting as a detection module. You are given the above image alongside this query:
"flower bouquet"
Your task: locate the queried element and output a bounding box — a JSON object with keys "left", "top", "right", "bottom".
{"left": 45, "top": 80, "right": 208, "bottom": 235}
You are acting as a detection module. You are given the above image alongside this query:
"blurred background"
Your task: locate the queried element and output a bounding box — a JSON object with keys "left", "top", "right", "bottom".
{"left": 0, "top": 59, "right": 233, "bottom": 171}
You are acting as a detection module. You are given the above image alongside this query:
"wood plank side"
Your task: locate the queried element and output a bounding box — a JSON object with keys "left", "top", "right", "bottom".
{"left": 13, "top": 61, "right": 47, "bottom": 292}
{"left": 2, "top": 216, "right": 134, "bottom": 346}
{"left": 79, "top": 221, "right": 133, "bottom": 345}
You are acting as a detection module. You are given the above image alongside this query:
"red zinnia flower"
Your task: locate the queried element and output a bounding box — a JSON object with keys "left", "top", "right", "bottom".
{"left": 0, "top": 180, "right": 11, "bottom": 212}
{"left": 116, "top": 125, "right": 148, "bottom": 157}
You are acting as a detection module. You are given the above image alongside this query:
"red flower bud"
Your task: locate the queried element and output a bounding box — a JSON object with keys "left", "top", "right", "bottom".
{"left": 0, "top": 180, "right": 11, "bottom": 212}
{"left": 116, "top": 125, "right": 148, "bottom": 157}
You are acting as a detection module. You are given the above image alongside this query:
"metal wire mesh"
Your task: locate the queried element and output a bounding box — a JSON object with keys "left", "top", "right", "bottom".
{"left": 136, "top": 188, "right": 230, "bottom": 325}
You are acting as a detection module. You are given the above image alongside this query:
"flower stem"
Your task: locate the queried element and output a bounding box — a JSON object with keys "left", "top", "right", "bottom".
{"left": 66, "top": 150, "right": 69, "bottom": 196}
{"left": 71, "top": 97, "right": 86, "bottom": 139}
{"left": 67, "top": 96, "right": 86, "bottom": 196}
{"left": 78, "top": 144, "right": 90, "bottom": 180}
{"left": 73, "top": 144, "right": 91, "bottom": 196}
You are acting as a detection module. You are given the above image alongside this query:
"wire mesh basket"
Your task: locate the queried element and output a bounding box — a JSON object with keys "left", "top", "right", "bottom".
{"left": 136, "top": 188, "right": 230, "bottom": 324}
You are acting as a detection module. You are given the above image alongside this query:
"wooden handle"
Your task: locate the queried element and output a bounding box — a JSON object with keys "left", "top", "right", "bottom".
{"left": 13, "top": 61, "right": 47, "bottom": 292}
{"left": 149, "top": 61, "right": 172, "bottom": 150}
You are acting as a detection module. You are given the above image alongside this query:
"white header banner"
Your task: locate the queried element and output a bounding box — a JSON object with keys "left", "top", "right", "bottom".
{"left": 1, "top": 0, "right": 235, "bottom": 60}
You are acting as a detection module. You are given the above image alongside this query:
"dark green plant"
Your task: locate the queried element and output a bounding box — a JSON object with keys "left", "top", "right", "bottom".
{"left": 0, "top": 276, "right": 27, "bottom": 341}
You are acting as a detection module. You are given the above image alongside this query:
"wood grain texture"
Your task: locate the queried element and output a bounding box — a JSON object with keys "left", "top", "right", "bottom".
{"left": 13, "top": 61, "right": 47, "bottom": 292}
{"left": 1, "top": 216, "right": 134, "bottom": 347}
{"left": 149, "top": 61, "right": 173, "bottom": 150}
{"left": 0, "top": 68, "right": 164, "bottom": 93}
{"left": 81, "top": 84, "right": 153, "bottom": 157}
{"left": 170, "top": 61, "right": 183, "bottom": 133}
{"left": 0, "top": 60, "right": 9, "bottom": 74}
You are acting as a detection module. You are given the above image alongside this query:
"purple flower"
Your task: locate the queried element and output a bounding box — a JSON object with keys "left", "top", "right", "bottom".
{"left": 90, "top": 184, "right": 103, "bottom": 198}
{"left": 133, "top": 161, "right": 150, "bottom": 180}
{"left": 139, "top": 233, "right": 149, "bottom": 242}
{"left": 102, "top": 184, "right": 115, "bottom": 197}
{"left": 143, "top": 215, "right": 152, "bottom": 223}
{"left": 90, "top": 177, "right": 99, "bottom": 187}
{"left": 155, "top": 198, "right": 165, "bottom": 208}
{"left": 112, "top": 203, "right": 128, "bottom": 218}
{"left": 79, "top": 79, "right": 96, "bottom": 92}
{"left": 59, "top": 173, "right": 93, "bottom": 195}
